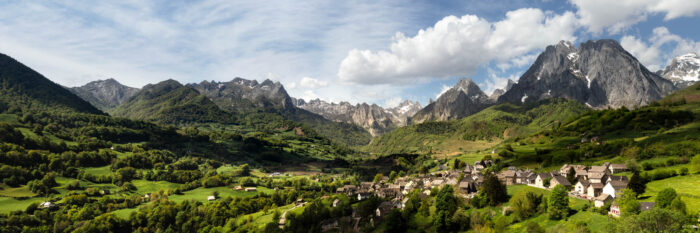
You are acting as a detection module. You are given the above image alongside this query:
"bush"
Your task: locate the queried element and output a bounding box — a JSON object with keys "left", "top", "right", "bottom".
{"left": 679, "top": 167, "right": 689, "bottom": 176}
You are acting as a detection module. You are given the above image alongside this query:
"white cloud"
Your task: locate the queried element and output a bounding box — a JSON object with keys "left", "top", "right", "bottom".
{"left": 482, "top": 70, "right": 518, "bottom": 96}
{"left": 384, "top": 97, "right": 403, "bottom": 108}
{"left": 570, "top": 0, "right": 700, "bottom": 34}
{"left": 301, "top": 90, "right": 320, "bottom": 101}
{"left": 621, "top": 27, "right": 700, "bottom": 71}
{"left": 338, "top": 8, "right": 578, "bottom": 85}
{"left": 299, "top": 77, "right": 328, "bottom": 89}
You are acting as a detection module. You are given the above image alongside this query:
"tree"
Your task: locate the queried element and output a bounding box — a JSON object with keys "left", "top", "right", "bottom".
{"left": 617, "top": 189, "right": 640, "bottom": 216}
{"left": 691, "top": 154, "right": 700, "bottom": 174}
{"left": 388, "top": 171, "right": 397, "bottom": 182}
{"left": 669, "top": 196, "right": 686, "bottom": 215}
{"left": 627, "top": 171, "right": 646, "bottom": 197}
{"left": 548, "top": 185, "right": 569, "bottom": 220}
{"left": 566, "top": 167, "right": 576, "bottom": 184}
{"left": 511, "top": 191, "right": 543, "bottom": 220}
{"left": 655, "top": 188, "right": 677, "bottom": 208}
{"left": 613, "top": 208, "right": 687, "bottom": 233}
{"left": 373, "top": 173, "right": 384, "bottom": 183}
{"left": 480, "top": 173, "right": 508, "bottom": 206}
{"left": 434, "top": 185, "right": 457, "bottom": 232}
{"left": 384, "top": 209, "right": 406, "bottom": 233}
{"left": 239, "top": 163, "right": 251, "bottom": 176}
{"left": 525, "top": 222, "right": 545, "bottom": 233}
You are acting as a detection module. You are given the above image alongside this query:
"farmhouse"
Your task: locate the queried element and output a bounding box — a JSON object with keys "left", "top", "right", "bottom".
{"left": 575, "top": 180, "right": 590, "bottom": 194}
{"left": 609, "top": 164, "right": 628, "bottom": 174}
{"left": 207, "top": 196, "right": 216, "bottom": 201}
{"left": 245, "top": 187, "right": 257, "bottom": 192}
{"left": 560, "top": 164, "right": 587, "bottom": 176}
{"left": 535, "top": 173, "right": 553, "bottom": 188}
{"left": 550, "top": 175, "right": 572, "bottom": 188}
{"left": 594, "top": 193, "right": 612, "bottom": 207}
{"left": 602, "top": 180, "right": 628, "bottom": 198}
{"left": 587, "top": 183, "right": 605, "bottom": 197}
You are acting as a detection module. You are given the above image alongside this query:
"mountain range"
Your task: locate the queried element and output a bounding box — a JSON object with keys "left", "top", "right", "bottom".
{"left": 292, "top": 98, "right": 421, "bottom": 136}
{"left": 24, "top": 38, "right": 700, "bottom": 145}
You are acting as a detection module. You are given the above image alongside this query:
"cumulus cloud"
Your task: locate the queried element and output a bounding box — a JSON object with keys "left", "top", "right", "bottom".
{"left": 299, "top": 77, "right": 328, "bottom": 89}
{"left": 570, "top": 0, "right": 700, "bottom": 34}
{"left": 481, "top": 70, "right": 518, "bottom": 96}
{"left": 621, "top": 27, "right": 700, "bottom": 71}
{"left": 338, "top": 8, "right": 577, "bottom": 85}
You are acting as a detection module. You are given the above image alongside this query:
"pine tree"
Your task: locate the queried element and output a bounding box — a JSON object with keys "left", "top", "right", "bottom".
{"left": 627, "top": 171, "right": 646, "bottom": 197}
{"left": 481, "top": 173, "right": 508, "bottom": 206}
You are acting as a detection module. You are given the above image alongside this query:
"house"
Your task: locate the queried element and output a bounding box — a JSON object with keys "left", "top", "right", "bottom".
{"left": 610, "top": 204, "right": 621, "bottom": 217}
{"left": 589, "top": 165, "right": 610, "bottom": 175}
{"left": 587, "top": 183, "right": 605, "bottom": 197}
{"left": 575, "top": 180, "right": 590, "bottom": 195}
{"left": 515, "top": 170, "right": 533, "bottom": 184}
{"left": 375, "top": 201, "right": 397, "bottom": 218}
{"left": 535, "top": 173, "right": 553, "bottom": 188}
{"left": 507, "top": 166, "right": 517, "bottom": 171}
{"left": 332, "top": 199, "right": 340, "bottom": 207}
{"left": 588, "top": 172, "right": 608, "bottom": 184}
{"left": 550, "top": 175, "right": 572, "bottom": 188}
{"left": 463, "top": 164, "right": 473, "bottom": 174}
{"left": 357, "top": 192, "right": 372, "bottom": 201}
{"left": 560, "top": 164, "right": 587, "bottom": 176}
{"left": 526, "top": 173, "right": 538, "bottom": 185}
{"left": 144, "top": 193, "right": 151, "bottom": 200}
{"left": 609, "top": 164, "right": 628, "bottom": 173}
{"left": 378, "top": 187, "right": 401, "bottom": 199}
{"left": 207, "top": 196, "right": 216, "bottom": 201}
{"left": 235, "top": 186, "right": 243, "bottom": 190}
{"left": 606, "top": 176, "right": 629, "bottom": 183}
{"left": 602, "top": 180, "right": 628, "bottom": 198}
{"left": 295, "top": 198, "right": 305, "bottom": 205}
{"left": 498, "top": 170, "right": 517, "bottom": 185}
{"left": 594, "top": 193, "right": 612, "bottom": 207}
{"left": 245, "top": 187, "right": 257, "bottom": 192}
{"left": 100, "top": 189, "right": 110, "bottom": 195}
{"left": 430, "top": 179, "right": 445, "bottom": 188}
{"left": 458, "top": 180, "right": 477, "bottom": 193}
{"left": 39, "top": 201, "right": 55, "bottom": 209}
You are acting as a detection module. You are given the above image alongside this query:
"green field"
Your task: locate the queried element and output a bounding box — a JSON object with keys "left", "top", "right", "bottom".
{"left": 168, "top": 186, "right": 274, "bottom": 203}
{"left": 131, "top": 180, "right": 180, "bottom": 194}
{"left": 0, "top": 197, "right": 45, "bottom": 214}
{"left": 643, "top": 174, "right": 700, "bottom": 214}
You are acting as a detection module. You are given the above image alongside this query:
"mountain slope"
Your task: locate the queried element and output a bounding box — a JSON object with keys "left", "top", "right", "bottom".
{"left": 0, "top": 53, "right": 102, "bottom": 114}
{"left": 657, "top": 52, "right": 700, "bottom": 88}
{"left": 69, "top": 78, "right": 139, "bottom": 111}
{"left": 411, "top": 78, "right": 494, "bottom": 124}
{"left": 110, "top": 79, "right": 234, "bottom": 124}
{"left": 498, "top": 40, "right": 677, "bottom": 109}
{"left": 189, "top": 78, "right": 372, "bottom": 146}
{"left": 367, "top": 98, "right": 589, "bottom": 155}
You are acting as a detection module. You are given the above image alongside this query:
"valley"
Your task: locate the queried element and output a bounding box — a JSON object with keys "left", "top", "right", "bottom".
{"left": 0, "top": 38, "right": 699, "bottom": 233}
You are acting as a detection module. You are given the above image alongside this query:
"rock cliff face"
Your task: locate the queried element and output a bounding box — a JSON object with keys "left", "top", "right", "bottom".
{"left": 293, "top": 99, "right": 421, "bottom": 136}
{"left": 188, "top": 78, "right": 295, "bottom": 113}
{"left": 410, "top": 78, "right": 493, "bottom": 123}
{"left": 70, "top": 78, "right": 139, "bottom": 111}
{"left": 498, "top": 40, "right": 676, "bottom": 108}
{"left": 657, "top": 52, "right": 700, "bottom": 88}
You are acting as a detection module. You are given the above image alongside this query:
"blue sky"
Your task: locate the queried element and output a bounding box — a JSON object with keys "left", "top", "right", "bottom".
{"left": 0, "top": 0, "right": 699, "bottom": 108}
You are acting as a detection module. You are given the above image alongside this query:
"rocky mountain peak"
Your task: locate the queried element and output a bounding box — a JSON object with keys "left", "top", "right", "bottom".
{"left": 410, "top": 78, "right": 494, "bottom": 123}
{"left": 498, "top": 39, "right": 676, "bottom": 109}
{"left": 658, "top": 52, "right": 700, "bottom": 88}
{"left": 69, "top": 78, "right": 140, "bottom": 111}
{"left": 189, "top": 77, "right": 294, "bottom": 112}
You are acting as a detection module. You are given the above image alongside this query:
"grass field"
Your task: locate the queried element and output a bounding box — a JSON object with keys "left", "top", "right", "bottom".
{"left": 131, "top": 180, "right": 180, "bottom": 194}
{"left": 642, "top": 174, "right": 700, "bottom": 214}
{"left": 81, "top": 166, "right": 113, "bottom": 176}
{"left": 168, "top": 186, "right": 274, "bottom": 203}
{"left": 0, "top": 196, "right": 45, "bottom": 214}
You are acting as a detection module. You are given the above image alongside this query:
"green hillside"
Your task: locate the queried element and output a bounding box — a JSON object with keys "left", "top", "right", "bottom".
{"left": 0, "top": 53, "right": 102, "bottom": 114}
{"left": 367, "top": 98, "right": 589, "bottom": 155}
{"left": 110, "top": 80, "right": 235, "bottom": 125}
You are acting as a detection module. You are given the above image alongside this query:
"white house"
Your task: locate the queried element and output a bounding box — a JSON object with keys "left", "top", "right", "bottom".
{"left": 40, "top": 201, "right": 55, "bottom": 209}
{"left": 534, "top": 173, "right": 553, "bottom": 188}
{"left": 594, "top": 193, "right": 612, "bottom": 207}
{"left": 602, "top": 180, "right": 628, "bottom": 198}
{"left": 587, "top": 183, "right": 605, "bottom": 197}
{"left": 207, "top": 196, "right": 216, "bottom": 201}
{"left": 575, "top": 180, "right": 590, "bottom": 195}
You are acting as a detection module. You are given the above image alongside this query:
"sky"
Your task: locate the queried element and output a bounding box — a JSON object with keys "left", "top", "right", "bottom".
{"left": 1, "top": 0, "right": 699, "bottom": 108}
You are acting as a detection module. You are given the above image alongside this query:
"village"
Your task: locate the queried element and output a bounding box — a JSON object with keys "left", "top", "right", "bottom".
{"left": 334, "top": 159, "right": 647, "bottom": 221}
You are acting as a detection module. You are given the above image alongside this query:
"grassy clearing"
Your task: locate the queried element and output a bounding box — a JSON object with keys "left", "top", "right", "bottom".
{"left": 0, "top": 196, "right": 45, "bottom": 214}
{"left": 0, "top": 184, "right": 36, "bottom": 198}
{"left": 642, "top": 174, "right": 700, "bottom": 214}
{"left": 131, "top": 180, "right": 180, "bottom": 194}
{"left": 81, "top": 166, "right": 113, "bottom": 176}
{"left": 168, "top": 186, "right": 274, "bottom": 203}
{"left": 112, "top": 207, "right": 140, "bottom": 219}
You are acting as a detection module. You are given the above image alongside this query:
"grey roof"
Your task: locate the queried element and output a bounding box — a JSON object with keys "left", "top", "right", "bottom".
{"left": 551, "top": 175, "right": 572, "bottom": 186}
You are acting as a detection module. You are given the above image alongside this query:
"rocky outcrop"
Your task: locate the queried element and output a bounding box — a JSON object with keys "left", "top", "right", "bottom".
{"left": 70, "top": 78, "right": 139, "bottom": 111}
{"left": 657, "top": 52, "right": 700, "bottom": 89}
{"left": 293, "top": 99, "right": 421, "bottom": 136}
{"left": 188, "top": 78, "right": 295, "bottom": 113}
{"left": 498, "top": 40, "right": 676, "bottom": 109}
{"left": 410, "top": 78, "right": 493, "bottom": 123}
